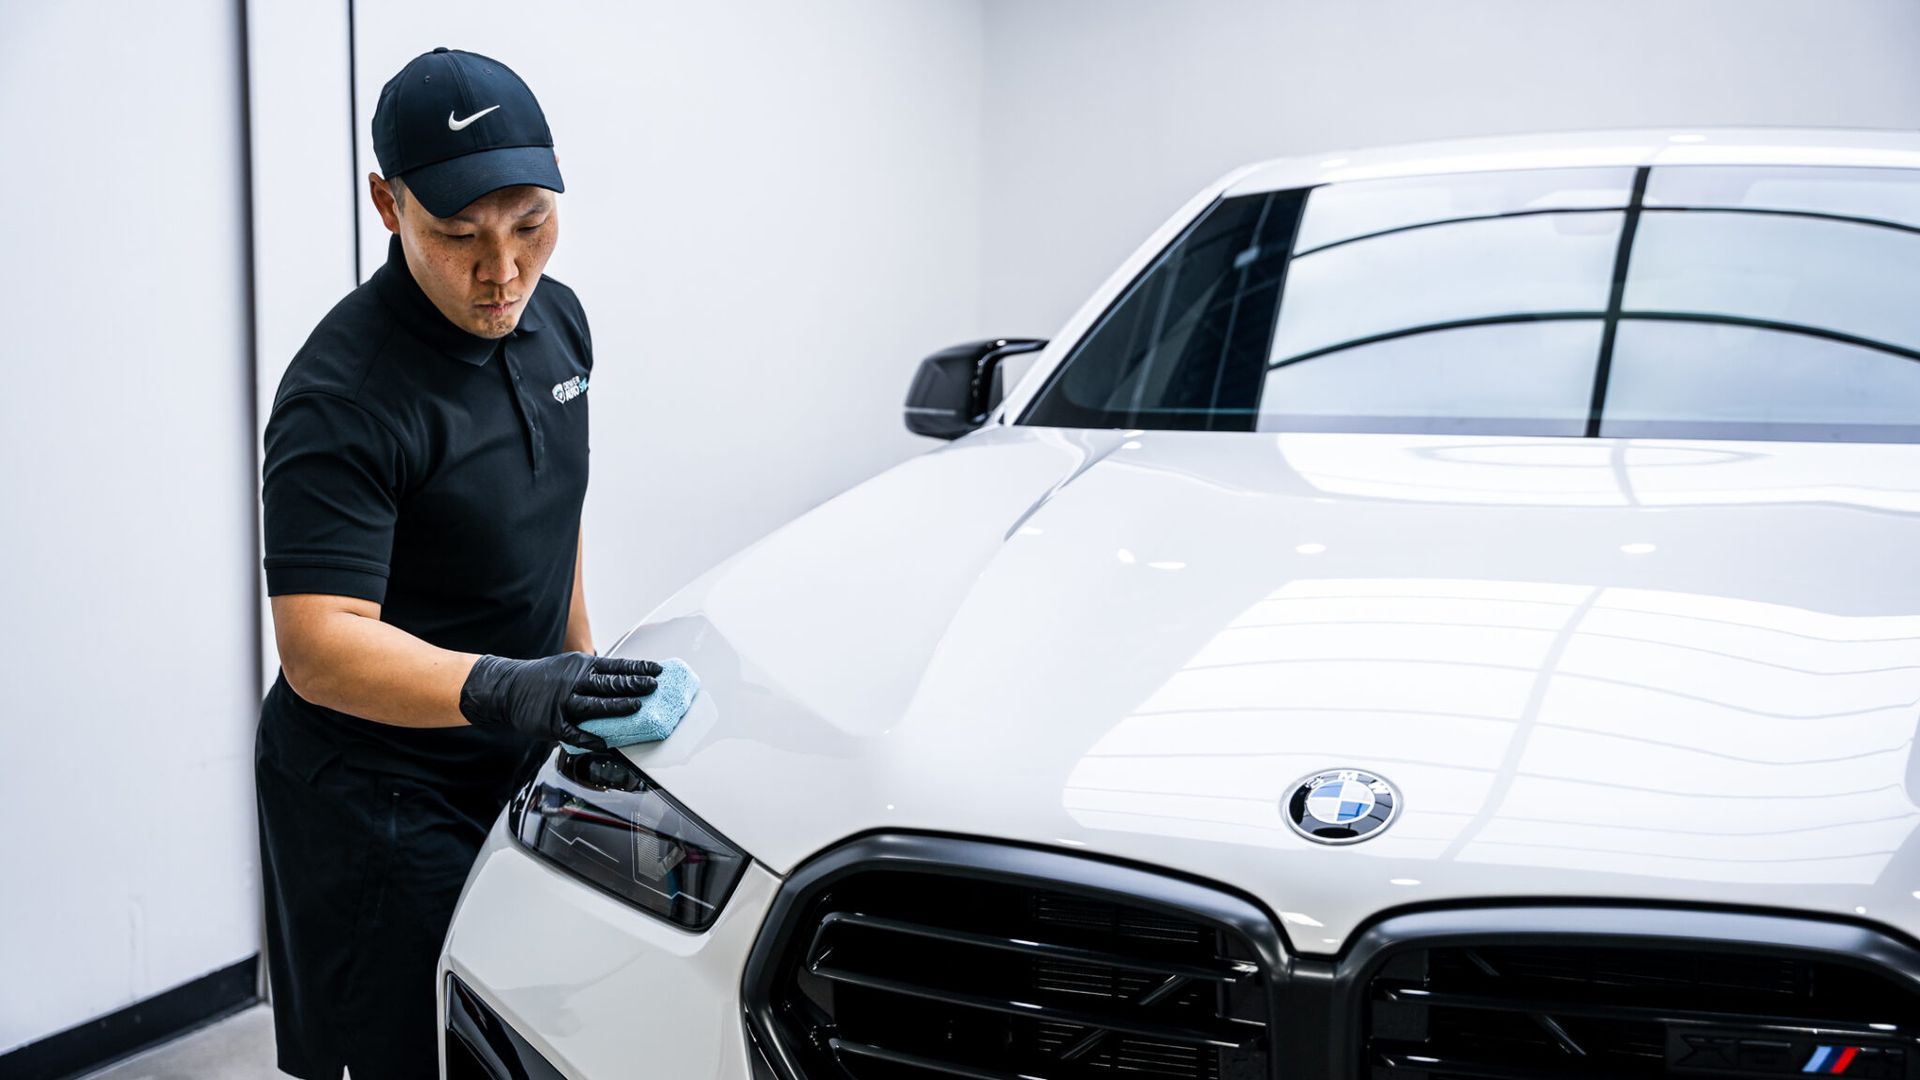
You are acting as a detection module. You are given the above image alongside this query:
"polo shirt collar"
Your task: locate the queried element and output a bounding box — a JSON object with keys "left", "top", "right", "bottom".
{"left": 371, "top": 234, "right": 545, "bottom": 366}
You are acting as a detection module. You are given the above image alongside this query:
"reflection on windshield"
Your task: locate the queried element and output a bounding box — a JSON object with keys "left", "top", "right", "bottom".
{"left": 1289, "top": 166, "right": 1635, "bottom": 256}
{"left": 1268, "top": 169, "right": 1920, "bottom": 439}
{"left": 1645, "top": 164, "right": 1920, "bottom": 231}
{"left": 1604, "top": 321, "right": 1920, "bottom": 441}
{"left": 1022, "top": 164, "right": 1920, "bottom": 442}
{"left": 1268, "top": 211, "right": 1622, "bottom": 363}
{"left": 1624, "top": 210, "right": 1920, "bottom": 353}
{"left": 1261, "top": 320, "right": 1600, "bottom": 436}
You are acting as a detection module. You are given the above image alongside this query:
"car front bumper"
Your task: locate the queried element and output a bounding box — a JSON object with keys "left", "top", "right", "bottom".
{"left": 437, "top": 811, "right": 782, "bottom": 1079}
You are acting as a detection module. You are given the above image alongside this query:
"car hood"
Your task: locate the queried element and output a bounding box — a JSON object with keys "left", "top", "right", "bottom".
{"left": 613, "top": 426, "right": 1920, "bottom": 953}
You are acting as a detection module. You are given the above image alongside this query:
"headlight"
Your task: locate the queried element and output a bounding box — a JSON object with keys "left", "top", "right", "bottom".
{"left": 508, "top": 748, "right": 749, "bottom": 931}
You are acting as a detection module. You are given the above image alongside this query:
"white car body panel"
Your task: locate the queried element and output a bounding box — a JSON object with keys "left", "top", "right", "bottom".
{"left": 613, "top": 425, "right": 1920, "bottom": 954}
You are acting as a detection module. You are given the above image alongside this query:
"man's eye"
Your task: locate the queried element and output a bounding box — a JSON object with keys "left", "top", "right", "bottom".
{"left": 519, "top": 223, "right": 545, "bottom": 234}
{"left": 443, "top": 233, "right": 475, "bottom": 241}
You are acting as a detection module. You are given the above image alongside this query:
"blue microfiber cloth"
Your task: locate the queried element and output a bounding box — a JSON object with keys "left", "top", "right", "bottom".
{"left": 562, "top": 657, "right": 700, "bottom": 754}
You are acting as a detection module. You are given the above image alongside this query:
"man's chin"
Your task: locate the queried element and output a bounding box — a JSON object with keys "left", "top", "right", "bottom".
{"left": 469, "top": 310, "right": 519, "bottom": 339}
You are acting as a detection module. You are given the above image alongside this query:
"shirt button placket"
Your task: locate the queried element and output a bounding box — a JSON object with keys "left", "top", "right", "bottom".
{"left": 501, "top": 348, "right": 544, "bottom": 476}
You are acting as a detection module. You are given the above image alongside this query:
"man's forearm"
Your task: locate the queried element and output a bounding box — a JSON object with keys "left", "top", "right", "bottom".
{"left": 275, "top": 600, "right": 477, "bottom": 728}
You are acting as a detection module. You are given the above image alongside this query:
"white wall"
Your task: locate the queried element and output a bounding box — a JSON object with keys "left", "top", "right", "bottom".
{"left": 0, "top": 0, "right": 261, "bottom": 1053}
{"left": 980, "top": 0, "right": 1920, "bottom": 338}
{"left": 348, "top": 0, "right": 987, "bottom": 639}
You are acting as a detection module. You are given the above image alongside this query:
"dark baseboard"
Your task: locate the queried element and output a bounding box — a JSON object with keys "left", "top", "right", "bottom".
{"left": 0, "top": 954, "right": 260, "bottom": 1080}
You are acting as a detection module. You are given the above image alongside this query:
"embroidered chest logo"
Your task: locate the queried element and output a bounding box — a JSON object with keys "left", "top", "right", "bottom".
{"left": 551, "top": 375, "right": 589, "bottom": 404}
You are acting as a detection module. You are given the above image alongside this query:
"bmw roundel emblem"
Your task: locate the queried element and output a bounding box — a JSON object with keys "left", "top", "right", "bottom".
{"left": 1285, "top": 769, "right": 1400, "bottom": 844}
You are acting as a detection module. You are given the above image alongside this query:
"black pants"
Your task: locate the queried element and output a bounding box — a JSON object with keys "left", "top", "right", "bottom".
{"left": 255, "top": 730, "right": 530, "bottom": 1079}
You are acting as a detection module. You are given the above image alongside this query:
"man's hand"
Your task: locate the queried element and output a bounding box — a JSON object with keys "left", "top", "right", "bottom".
{"left": 459, "top": 653, "right": 665, "bottom": 750}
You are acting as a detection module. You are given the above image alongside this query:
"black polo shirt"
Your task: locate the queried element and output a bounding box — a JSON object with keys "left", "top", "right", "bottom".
{"left": 259, "top": 233, "right": 591, "bottom": 787}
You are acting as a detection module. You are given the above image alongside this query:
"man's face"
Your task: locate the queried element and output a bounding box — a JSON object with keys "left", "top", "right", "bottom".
{"left": 370, "top": 177, "right": 559, "bottom": 339}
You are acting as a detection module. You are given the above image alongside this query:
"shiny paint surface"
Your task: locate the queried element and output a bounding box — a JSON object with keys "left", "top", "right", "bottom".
{"left": 614, "top": 423, "right": 1920, "bottom": 954}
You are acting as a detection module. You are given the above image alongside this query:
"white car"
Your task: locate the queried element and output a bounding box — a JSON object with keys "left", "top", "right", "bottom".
{"left": 438, "top": 128, "right": 1920, "bottom": 1080}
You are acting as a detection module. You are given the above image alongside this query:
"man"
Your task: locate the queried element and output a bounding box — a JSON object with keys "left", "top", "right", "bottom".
{"left": 255, "top": 48, "right": 659, "bottom": 1078}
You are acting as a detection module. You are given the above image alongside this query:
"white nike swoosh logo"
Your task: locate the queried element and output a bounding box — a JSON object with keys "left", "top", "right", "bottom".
{"left": 448, "top": 105, "right": 500, "bottom": 131}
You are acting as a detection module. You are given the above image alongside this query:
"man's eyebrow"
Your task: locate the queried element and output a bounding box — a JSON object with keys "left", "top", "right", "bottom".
{"left": 446, "top": 202, "right": 552, "bottom": 225}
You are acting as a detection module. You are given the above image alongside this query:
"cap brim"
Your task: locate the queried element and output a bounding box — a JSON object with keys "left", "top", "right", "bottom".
{"left": 401, "top": 145, "right": 564, "bottom": 219}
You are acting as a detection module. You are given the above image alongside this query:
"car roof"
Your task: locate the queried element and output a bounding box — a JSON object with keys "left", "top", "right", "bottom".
{"left": 1224, "top": 126, "right": 1920, "bottom": 197}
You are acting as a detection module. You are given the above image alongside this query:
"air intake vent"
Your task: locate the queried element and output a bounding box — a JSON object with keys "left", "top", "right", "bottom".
{"left": 1364, "top": 942, "right": 1920, "bottom": 1079}
{"left": 746, "top": 839, "right": 1276, "bottom": 1080}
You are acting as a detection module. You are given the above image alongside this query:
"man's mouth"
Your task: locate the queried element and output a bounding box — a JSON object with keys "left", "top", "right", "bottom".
{"left": 477, "top": 299, "right": 518, "bottom": 316}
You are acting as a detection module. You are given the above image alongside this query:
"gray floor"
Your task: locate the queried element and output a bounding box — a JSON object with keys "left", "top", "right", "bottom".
{"left": 81, "top": 1004, "right": 284, "bottom": 1080}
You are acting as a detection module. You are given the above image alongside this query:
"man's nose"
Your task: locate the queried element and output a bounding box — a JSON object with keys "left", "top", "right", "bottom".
{"left": 477, "top": 243, "right": 519, "bottom": 287}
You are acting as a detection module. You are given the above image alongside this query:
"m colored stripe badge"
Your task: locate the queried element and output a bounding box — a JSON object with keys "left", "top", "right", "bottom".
{"left": 1803, "top": 1045, "right": 1864, "bottom": 1074}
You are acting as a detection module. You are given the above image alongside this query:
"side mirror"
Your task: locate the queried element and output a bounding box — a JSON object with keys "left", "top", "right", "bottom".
{"left": 903, "top": 338, "right": 1047, "bottom": 439}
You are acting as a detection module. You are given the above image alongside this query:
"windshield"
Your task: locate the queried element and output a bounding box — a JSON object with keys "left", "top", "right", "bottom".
{"left": 1018, "top": 164, "right": 1920, "bottom": 442}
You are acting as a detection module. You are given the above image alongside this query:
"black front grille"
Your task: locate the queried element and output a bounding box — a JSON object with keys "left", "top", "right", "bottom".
{"left": 748, "top": 843, "right": 1274, "bottom": 1080}
{"left": 1365, "top": 942, "right": 1920, "bottom": 1079}
{"left": 747, "top": 839, "right": 1920, "bottom": 1080}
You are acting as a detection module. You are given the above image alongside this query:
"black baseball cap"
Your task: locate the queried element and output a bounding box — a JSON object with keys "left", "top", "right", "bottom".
{"left": 372, "top": 47, "right": 563, "bottom": 219}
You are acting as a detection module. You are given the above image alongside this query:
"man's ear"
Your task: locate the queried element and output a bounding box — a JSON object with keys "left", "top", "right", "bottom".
{"left": 369, "top": 172, "right": 401, "bottom": 233}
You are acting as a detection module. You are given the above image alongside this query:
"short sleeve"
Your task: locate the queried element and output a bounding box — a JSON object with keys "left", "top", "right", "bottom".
{"left": 261, "top": 392, "right": 407, "bottom": 603}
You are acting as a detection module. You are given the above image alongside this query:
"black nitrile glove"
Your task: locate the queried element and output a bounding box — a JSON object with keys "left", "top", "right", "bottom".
{"left": 459, "top": 652, "right": 665, "bottom": 751}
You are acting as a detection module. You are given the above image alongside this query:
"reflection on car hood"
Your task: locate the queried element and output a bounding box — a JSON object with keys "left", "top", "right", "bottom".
{"left": 613, "top": 426, "right": 1920, "bottom": 953}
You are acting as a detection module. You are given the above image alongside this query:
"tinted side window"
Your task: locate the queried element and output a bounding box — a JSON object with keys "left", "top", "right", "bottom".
{"left": 1022, "top": 190, "right": 1306, "bottom": 431}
